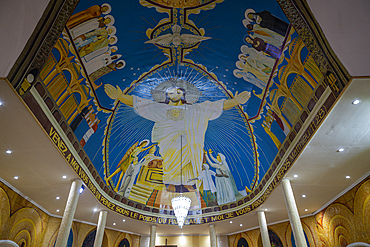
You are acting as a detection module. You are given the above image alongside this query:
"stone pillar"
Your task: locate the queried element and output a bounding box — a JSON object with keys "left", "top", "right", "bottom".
{"left": 282, "top": 179, "right": 308, "bottom": 247}
{"left": 209, "top": 224, "right": 216, "bottom": 247}
{"left": 139, "top": 236, "right": 150, "bottom": 247}
{"left": 149, "top": 225, "right": 156, "bottom": 247}
{"left": 55, "top": 179, "right": 82, "bottom": 247}
{"left": 216, "top": 235, "right": 228, "bottom": 247}
{"left": 257, "top": 211, "right": 271, "bottom": 247}
{"left": 93, "top": 211, "right": 108, "bottom": 247}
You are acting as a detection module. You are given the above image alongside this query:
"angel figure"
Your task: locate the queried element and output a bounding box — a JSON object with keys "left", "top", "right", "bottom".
{"left": 205, "top": 149, "right": 240, "bottom": 205}
{"left": 106, "top": 140, "right": 157, "bottom": 192}
{"left": 145, "top": 24, "right": 211, "bottom": 47}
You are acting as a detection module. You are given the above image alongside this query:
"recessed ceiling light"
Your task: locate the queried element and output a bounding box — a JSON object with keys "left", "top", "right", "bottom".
{"left": 352, "top": 99, "right": 360, "bottom": 105}
{"left": 293, "top": 174, "right": 298, "bottom": 178}
{"left": 123, "top": 219, "right": 125, "bottom": 222}
{"left": 240, "top": 224, "right": 243, "bottom": 227}
{"left": 181, "top": 233, "right": 183, "bottom": 235}
{"left": 56, "top": 197, "right": 60, "bottom": 200}
{"left": 326, "top": 130, "right": 334, "bottom": 135}
{"left": 346, "top": 175, "right": 350, "bottom": 179}
{"left": 56, "top": 209, "right": 60, "bottom": 212}
{"left": 305, "top": 209, "right": 308, "bottom": 211}
{"left": 14, "top": 176, "right": 19, "bottom": 180}
{"left": 62, "top": 175, "right": 67, "bottom": 179}
{"left": 94, "top": 208, "right": 98, "bottom": 212}
{"left": 113, "top": 223, "right": 116, "bottom": 226}
{"left": 302, "top": 195, "right": 306, "bottom": 198}
{"left": 230, "top": 221, "right": 232, "bottom": 223}
{"left": 264, "top": 209, "right": 268, "bottom": 211}
{"left": 0, "top": 101, "right": 2, "bottom": 106}
{"left": 338, "top": 148, "right": 344, "bottom": 152}
{"left": 6, "top": 150, "right": 12, "bottom": 154}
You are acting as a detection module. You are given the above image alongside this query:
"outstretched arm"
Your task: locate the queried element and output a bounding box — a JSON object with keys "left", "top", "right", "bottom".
{"left": 208, "top": 150, "right": 219, "bottom": 164}
{"left": 223, "top": 91, "right": 251, "bottom": 110}
{"left": 205, "top": 152, "right": 221, "bottom": 169}
{"left": 104, "top": 84, "right": 133, "bottom": 107}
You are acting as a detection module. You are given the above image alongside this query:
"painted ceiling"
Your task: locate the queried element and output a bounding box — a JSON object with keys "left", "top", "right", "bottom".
{"left": 37, "top": 0, "right": 323, "bottom": 223}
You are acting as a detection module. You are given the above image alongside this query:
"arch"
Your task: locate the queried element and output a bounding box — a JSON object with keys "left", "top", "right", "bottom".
{"left": 232, "top": 233, "right": 253, "bottom": 247}
{"left": 118, "top": 238, "right": 130, "bottom": 247}
{"left": 0, "top": 240, "right": 19, "bottom": 247}
{"left": 353, "top": 179, "right": 370, "bottom": 231}
{"left": 257, "top": 229, "right": 283, "bottom": 247}
{"left": 301, "top": 222, "right": 316, "bottom": 247}
{"left": 4, "top": 207, "right": 44, "bottom": 247}
{"left": 290, "top": 229, "right": 310, "bottom": 247}
{"left": 81, "top": 229, "right": 108, "bottom": 247}
{"left": 0, "top": 187, "right": 11, "bottom": 237}
{"left": 13, "top": 230, "right": 31, "bottom": 247}
{"left": 82, "top": 230, "right": 96, "bottom": 247}
{"left": 113, "top": 233, "right": 132, "bottom": 247}
{"left": 237, "top": 237, "right": 249, "bottom": 247}
{"left": 268, "top": 229, "right": 283, "bottom": 247}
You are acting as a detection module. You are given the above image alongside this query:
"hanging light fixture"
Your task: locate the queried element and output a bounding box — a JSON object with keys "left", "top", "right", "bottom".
{"left": 171, "top": 134, "right": 191, "bottom": 228}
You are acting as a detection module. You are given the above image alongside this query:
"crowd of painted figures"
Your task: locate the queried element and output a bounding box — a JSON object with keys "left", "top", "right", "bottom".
{"left": 234, "top": 9, "right": 289, "bottom": 89}
{"left": 66, "top": 3, "right": 125, "bottom": 81}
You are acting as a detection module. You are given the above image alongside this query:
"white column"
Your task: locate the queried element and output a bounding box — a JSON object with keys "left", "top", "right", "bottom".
{"left": 149, "top": 225, "right": 156, "bottom": 247}
{"left": 216, "top": 235, "right": 228, "bottom": 247}
{"left": 209, "top": 224, "right": 216, "bottom": 247}
{"left": 257, "top": 211, "right": 271, "bottom": 247}
{"left": 93, "top": 210, "right": 108, "bottom": 247}
{"left": 282, "top": 179, "right": 308, "bottom": 247}
{"left": 139, "top": 236, "right": 150, "bottom": 247}
{"left": 55, "top": 179, "right": 82, "bottom": 247}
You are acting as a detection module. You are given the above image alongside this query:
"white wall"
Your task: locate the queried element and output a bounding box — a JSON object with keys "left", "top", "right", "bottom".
{"left": 307, "top": 0, "right": 370, "bottom": 76}
{"left": 0, "top": 0, "right": 49, "bottom": 77}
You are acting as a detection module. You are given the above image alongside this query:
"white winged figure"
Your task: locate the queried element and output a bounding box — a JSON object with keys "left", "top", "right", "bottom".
{"left": 145, "top": 24, "right": 211, "bottom": 47}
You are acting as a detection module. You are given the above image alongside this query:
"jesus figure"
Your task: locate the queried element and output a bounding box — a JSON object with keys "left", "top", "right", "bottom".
{"left": 105, "top": 82, "right": 250, "bottom": 191}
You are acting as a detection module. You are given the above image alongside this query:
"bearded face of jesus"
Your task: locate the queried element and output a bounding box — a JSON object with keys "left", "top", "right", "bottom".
{"left": 164, "top": 87, "right": 187, "bottom": 104}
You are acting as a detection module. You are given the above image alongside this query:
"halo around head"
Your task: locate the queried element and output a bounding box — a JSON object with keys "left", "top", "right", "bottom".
{"left": 115, "top": 60, "right": 126, "bottom": 69}
{"left": 109, "top": 35, "right": 118, "bottom": 45}
{"left": 245, "top": 9, "right": 255, "bottom": 21}
{"left": 101, "top": 3, "right": 111, "bottom": 14}
{"left": 104, "top": 15, "right": 115, "bottom": 26}
{"left": 151, "top": 78, "right": 200, "bottom": 104}
{"left": 110, "top": 46, "right": 118, "bottom": 52}
{"left": 139, "top": 139, "right": 150, "bottom": 147}
{"left": 107, "top": 26, "right": 117, "bottom": 36}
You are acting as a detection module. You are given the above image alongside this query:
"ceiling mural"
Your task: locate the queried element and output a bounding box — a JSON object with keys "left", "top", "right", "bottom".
{"left": 37, "top": 0, "right": 323, "bottom": 222}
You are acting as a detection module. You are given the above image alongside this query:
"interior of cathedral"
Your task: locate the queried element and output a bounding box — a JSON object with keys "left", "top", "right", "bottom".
{"left": 0, "top": 0, "right": 369, "bottom": 246}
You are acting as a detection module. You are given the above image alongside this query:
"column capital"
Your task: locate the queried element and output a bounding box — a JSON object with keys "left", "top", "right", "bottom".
{"left": 70, "top": 178, "right": 83, "bottom": 183}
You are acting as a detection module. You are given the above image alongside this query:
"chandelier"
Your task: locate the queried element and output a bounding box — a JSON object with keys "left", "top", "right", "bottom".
{"left": 171, "top": 195, "right": 191, "bottom": 228}
{"left": 171, "top": 134, "right": 191, "bottom": 228}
